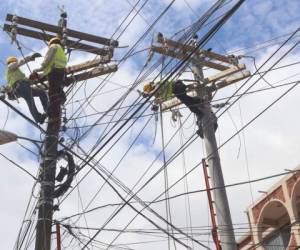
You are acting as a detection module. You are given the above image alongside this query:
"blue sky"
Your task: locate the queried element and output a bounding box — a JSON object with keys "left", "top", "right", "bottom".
{"left": 1, "top": 0, "right": 300, "bottom": 249}
{"left": 1, "top": 0, "right": 299, "bottom": 75}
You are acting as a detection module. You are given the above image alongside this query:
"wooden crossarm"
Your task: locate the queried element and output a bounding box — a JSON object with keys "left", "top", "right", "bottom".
{"left": 65, "top": 64, "right": 118, "bottom": 86}
{"left": 156, "top": 35, "right": 232, "bottom": 64}
{"left": 6, "top": 13, "right": 118, "bottom": 47}
{"left": 3, "top": 24, "right": 112, "bottom": 56}
{"left": 214, "top": 71, "right": 251, "bottom": 90}
{"left": 66, "top": 57, "right": 112, "bottom": 74}
{"left": 205, "top": 64, "right": 246, "bottom": 83}
{"left": 151, "top": 46, "right": 229, "bottom": 71}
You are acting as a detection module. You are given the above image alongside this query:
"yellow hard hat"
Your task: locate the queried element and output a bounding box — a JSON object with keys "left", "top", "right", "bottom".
{"left": 6, "top": 56, "right": 17, "bottom": 65}
{"left": 48, "top": 37, "right": 61, "bottom": 46}
{"left": 143, "top": 82, "right": 155, "bottom": 93}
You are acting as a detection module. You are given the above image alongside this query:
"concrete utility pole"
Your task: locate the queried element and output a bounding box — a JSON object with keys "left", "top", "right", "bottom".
{"left": 192, "top": 58, "right": 237, "bottom": 250}
{"left": 3, "top": 12, "right": 119, "bottom": 250}
{"left": 149, "top": 33, "right": 251, "bottom": 250}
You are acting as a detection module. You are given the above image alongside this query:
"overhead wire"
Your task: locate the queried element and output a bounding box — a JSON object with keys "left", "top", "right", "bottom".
{"left": 66, "top": 0, "right": 232, "bottom": 144}
{"left": 84, "top": 51, "right": 300, "bottom": 249}
{"left": 75, "top": 0, "right": 241, "bottom": 182}
{"left": 0, "top": 152, "right": 37, "bottom": 180}
{"left": 64, "top": 114, "right": 155, "bottom": 238}
{"left": 178, "top": 116, "right": 195, "bottom": 249}
{"left": 57, "top": 2, "right": 254, "bottom": 248}
{"left": 3, "top": 41, "right": 296, "bottom": 250}
{"left": 159, "top": 108, "right": 176, "bottom": 250}
{"left": 3, "top": 0, "right": 298, "bottom": 248}
{"left": 64, "top": 0, "right": 172, "bottom": 128}
{"left": 148, "top": 79, "right": 300, "bottom": 216}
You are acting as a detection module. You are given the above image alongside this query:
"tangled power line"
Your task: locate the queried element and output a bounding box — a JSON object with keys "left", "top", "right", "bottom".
{"left": 1, "top": 0, "right": 300, "bottom": 249}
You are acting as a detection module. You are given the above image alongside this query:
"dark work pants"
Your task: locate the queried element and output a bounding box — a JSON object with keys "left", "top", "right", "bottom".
{"left": 47, "top": 68, "right": 66, "bottom": 118}
{"left": 14, "top": 80, "right": 49, "bottom": 122}
{"left": 48, "top": 68, "right": 66, "bottom": 104}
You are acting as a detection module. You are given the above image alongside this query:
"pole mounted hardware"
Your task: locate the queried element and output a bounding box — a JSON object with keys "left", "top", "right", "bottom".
{"left": 149, "top": 33, "right": 251, "bottom": 111}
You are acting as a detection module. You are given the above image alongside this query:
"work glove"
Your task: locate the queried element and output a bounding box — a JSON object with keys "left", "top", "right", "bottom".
{"left": 29, "top": 72, "right": 40, "bottom": 81}
{"left": 30, "top": 52, "right": 42, "bottom": 61}
{"left": 0, "top": 85, "right": 10, "bottom": 93}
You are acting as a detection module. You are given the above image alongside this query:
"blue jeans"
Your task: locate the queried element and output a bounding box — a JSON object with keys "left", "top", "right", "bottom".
{"left": 14, "top": 80, "right": 49, "bottom": 122}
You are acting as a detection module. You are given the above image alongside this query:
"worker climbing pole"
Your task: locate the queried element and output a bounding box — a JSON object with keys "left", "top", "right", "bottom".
{"left": 2, "top": 9, "right": 119, "bottom": 250}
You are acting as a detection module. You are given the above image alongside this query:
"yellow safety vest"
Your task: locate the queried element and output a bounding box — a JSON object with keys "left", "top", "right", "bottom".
{"left": 43, "top": 44, "right": 67, "bottom": 76}
{"left": 5, "top": 67, "right": 26, "bottom": 88}
{"left": 155, "top": 80, "right": 174, "bottom": 101}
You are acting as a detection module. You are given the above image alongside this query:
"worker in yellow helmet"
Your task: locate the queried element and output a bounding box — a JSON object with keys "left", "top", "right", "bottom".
{"left": 5, "top": 54, "right": 49, "bottom": 124}
{"left": 143, "top": 80, "right": 174, "bottom": 100}
{"left": 142, "top": 80, "right": 174, "bottom": 111}
{"left": 33, "top": 37, "right": 67, "bottom": 112}
{"left": 143, "top": 79, "right": 217, "bottom": 138}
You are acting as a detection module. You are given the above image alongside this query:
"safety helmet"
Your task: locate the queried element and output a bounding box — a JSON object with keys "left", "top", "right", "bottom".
{"left": 6, "top": 56, "right": 17, "bottom": 65}
{"left": 143, "top": 82, "right": 155, "bottom": 93}
{"left": 48, "top": 37, "right": 61, "bottom": 46}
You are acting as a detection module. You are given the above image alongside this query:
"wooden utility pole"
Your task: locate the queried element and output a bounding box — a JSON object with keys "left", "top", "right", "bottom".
{"left": 35, "top": 80, "right": 61, "bottom": 249}
{"left": 150, "top": 33, "right": 250, "bottom": 250}
{"left": 3, "top": 12, "right": 118, "bottom": 250}
{"left": 56, "top": 222, "right": 61, "bottom": 250}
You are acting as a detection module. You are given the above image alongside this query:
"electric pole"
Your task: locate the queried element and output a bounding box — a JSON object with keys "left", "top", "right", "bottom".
{"left": 149, "top": 33, "right": 251, "bottom": 250}
{"left": 3, "top": 12, "right": 119, "bottom": 250}
{"left": 35, "top": 77, "right": 62, "bottom": 249}
{"left": 192, "top": 55, "right": 237, "bottom": 250}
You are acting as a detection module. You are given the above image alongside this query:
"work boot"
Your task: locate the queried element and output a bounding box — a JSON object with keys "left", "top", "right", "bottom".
{"left": 196, "top": 125, "right": 204, "bottom": 139}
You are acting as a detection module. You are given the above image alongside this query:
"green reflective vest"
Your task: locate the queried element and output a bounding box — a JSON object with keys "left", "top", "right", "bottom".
{"left": 43, "top": 44, "right": 67, "bottom": 76}
{"left": 155, "top": 80, "right": 174, "bottom": 101}
{"left": 5, "top": 67, "right": 26, "bottom": 88}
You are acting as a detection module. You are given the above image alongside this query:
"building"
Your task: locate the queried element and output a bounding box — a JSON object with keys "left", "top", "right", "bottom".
{"left": 238, "top": 167, "right": 300, "bottom": 250}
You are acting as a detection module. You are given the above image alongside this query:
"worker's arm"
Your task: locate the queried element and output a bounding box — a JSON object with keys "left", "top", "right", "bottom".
{"left": 7, "top": 56, "right": 32, "bottom": 71}
{"left": 8, "top": 53, "right": 42, "bottom": 71}
{"left": 34, "top": 45, "right": 57, "bottom": 72}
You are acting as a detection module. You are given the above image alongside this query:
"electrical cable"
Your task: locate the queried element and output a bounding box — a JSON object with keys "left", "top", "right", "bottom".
{"left": 3, "top": 0, "right": 298, "bottom": 248}
{"left": 0, "top": 152, "right": 37, "bottom": 180}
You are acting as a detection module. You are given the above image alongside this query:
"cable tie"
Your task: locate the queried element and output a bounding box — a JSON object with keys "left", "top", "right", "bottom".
{"left": 40, "top": 181, "right": 55, "bottom": 187}
{"left": 37, "top": 199, "right": 53, "bottom": 208}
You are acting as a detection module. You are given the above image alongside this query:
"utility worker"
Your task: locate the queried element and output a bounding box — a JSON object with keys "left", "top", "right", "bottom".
{"left": 143, "top": 80, "right": 217, "bottom": 138}
{"left": 5, "top": 54, "right": 49, "bottom": 124}
{"left": 143, "top": 80, "right": 204, "bottom": 114}
{"left": 142, "top": 80, "right": 174, "bottom": 111}
{"left": 33, "top": 37, "right": 67, "bottom": 113}
{"left": 143, "top": 80, "right": 174, "bottom": 101}
{"left": 172, "top": 80, "right": 218, "bottom": 138}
